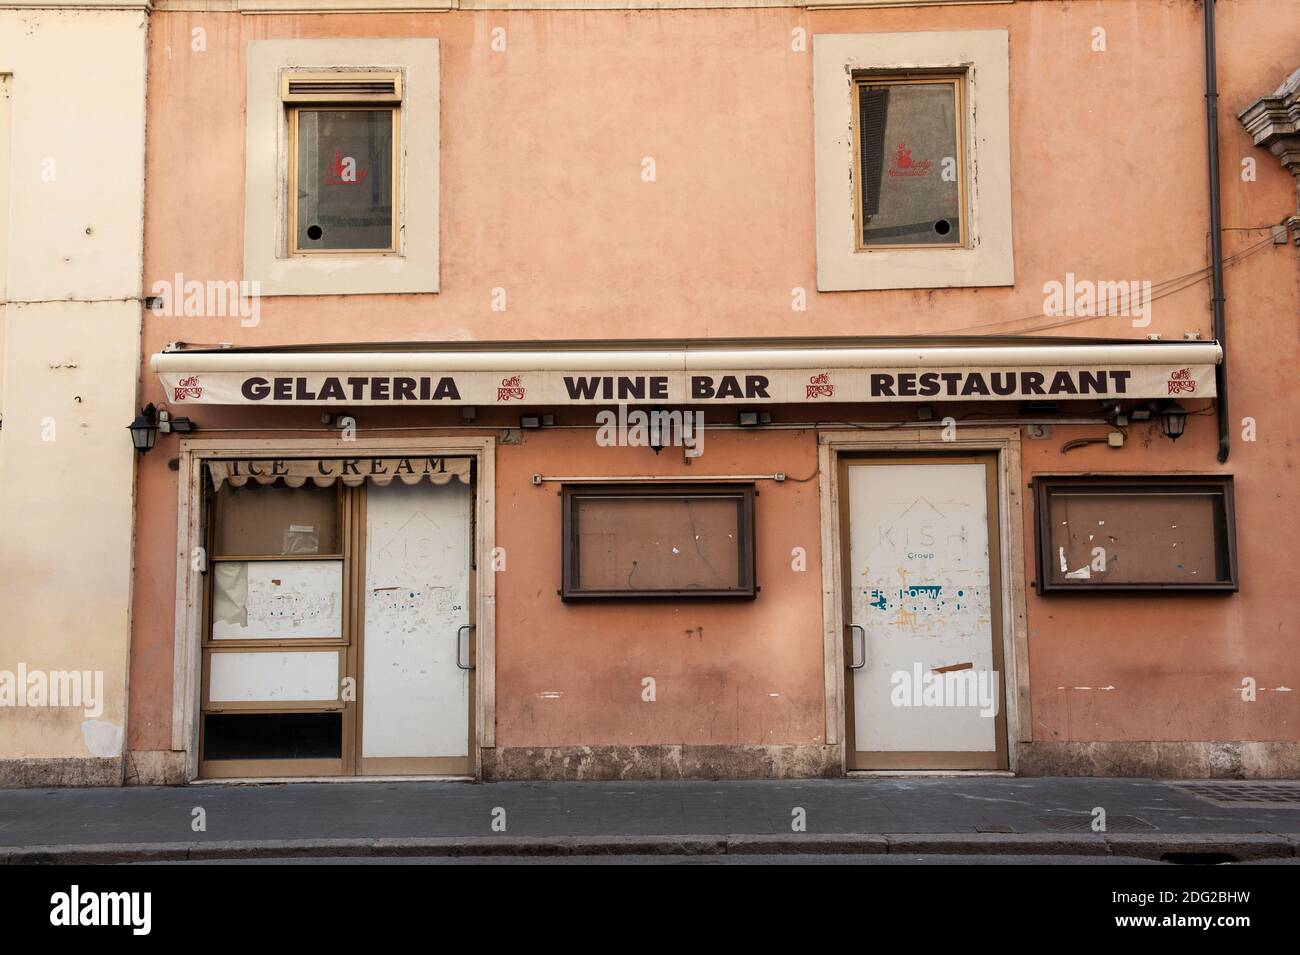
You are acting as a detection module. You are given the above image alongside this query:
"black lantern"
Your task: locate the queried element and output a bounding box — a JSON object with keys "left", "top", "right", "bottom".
{"left": 1161, "top": 402, "right": 1189, "bottom": 442}
{"left": 127, "top": 403, "right": 159, "bottom": 454}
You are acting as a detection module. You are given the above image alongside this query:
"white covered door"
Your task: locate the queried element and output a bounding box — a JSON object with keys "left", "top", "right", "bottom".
{"left": 842, "top": 456, "right": 1006, "bottom": 769}
{"left": 361, "top": 480, "right": 472, "bottom": 774}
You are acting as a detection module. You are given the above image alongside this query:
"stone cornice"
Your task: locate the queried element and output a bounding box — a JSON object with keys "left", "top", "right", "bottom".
{"left": 0, "top": 1, "right": 151, "bottom": 9}
{"left": 144, "top": 0, "right": 1008, "bottom": 12}
{"left": 1238, "top": 67, "right": 1300, "bottom": 245}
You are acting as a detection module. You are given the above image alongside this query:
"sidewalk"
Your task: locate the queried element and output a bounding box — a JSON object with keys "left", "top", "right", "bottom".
{"left": 2, "top": 777, "right": 1299, "bottom": 862}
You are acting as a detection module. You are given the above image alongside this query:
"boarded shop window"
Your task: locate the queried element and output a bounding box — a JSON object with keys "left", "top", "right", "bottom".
{"left": 202, "top": 475, "right": 352, "bottom": 777}
{"left": 283, "top": 72, "right": 401, "bottom": 254}
{"left": 203, "top": 713, "right": 343, "bottom": 761}
{"left": 212, "top": 481, "right": 341, "bottom": 557}
{"left": 854, "top": 74, "right": 965, "bottom": 249}
{"left": 211, "top": 561, "right": 345, "bottom": 641}
{"left": 561, "top": 485, "right": 756, "bottom": 598}
{"left": 1033, "top": 476, "right": 1237, "bottom": 592}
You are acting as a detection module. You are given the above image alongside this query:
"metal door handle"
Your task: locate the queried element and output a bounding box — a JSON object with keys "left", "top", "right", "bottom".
{"left": 848, "top": 624, "right": 866, "bottom": 670}
{"left": 456, "top": 624, "right": 475, "bottom": 671}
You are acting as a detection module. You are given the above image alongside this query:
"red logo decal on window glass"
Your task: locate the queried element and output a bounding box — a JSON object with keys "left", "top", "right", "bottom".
{"left": 888, "top": 143, "right": 932, "bottom": 178}
{"left": 323, "top": 151, "right": 369, "bottom": 186}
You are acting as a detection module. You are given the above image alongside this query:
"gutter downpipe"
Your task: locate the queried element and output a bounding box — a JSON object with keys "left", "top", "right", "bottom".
{"left": 1205, "top": 0, "right": 1230, "bottom": 463}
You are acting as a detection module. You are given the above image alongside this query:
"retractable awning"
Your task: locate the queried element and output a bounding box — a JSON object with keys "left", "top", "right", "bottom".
{"left": 153, "top": 340, "right": 1221, "bottom": 407}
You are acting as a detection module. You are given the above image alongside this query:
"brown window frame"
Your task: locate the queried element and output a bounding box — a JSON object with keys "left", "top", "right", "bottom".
{"left": 561, "top": 483, "right": 757, "bottom": 600}
{"left": 1032, "top": 474, "right": 1238, "bottom": 594}
{"left": 283, "top": 71, "right": 403, "bottom": 257}
{"left": 851, "top": 70, "right": 968, "bottom": 252}
{"left": 199, "top": 476, "right": 357, "bottom": 779}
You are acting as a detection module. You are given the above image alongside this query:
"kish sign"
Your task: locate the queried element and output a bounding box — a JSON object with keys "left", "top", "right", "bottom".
{"left": 160, "top": 365, "right": 1215, "bottom": 406}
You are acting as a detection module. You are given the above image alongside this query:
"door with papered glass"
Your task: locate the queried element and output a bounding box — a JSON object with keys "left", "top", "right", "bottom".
{"left": 839, "top": 454, "right": 1008, "bottom": 770}
{"left": 358, "top": 479, "right": 473, "bottom": 776}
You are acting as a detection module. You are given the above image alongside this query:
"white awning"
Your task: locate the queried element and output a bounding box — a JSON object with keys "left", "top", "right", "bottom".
{"left": 155, "top": 342, "right": 1221, "bottom": 406}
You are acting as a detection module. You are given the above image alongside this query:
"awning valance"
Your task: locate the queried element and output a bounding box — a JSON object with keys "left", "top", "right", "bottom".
{"left": 156, "top": 342, "right": 1221, "bottom": 407}
{"left": 208, "top": 456, "right": 472, "bottom": 490}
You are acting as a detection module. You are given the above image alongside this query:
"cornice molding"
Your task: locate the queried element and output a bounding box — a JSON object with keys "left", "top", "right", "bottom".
{"left": 145, "top": 0, "right": 1008, "bottom": 12}
{"left": 0, "top": 1, "right": 151, "bottom": 9}
{"left": 1238, "top": 66, "right": 1300, "bottom": 245}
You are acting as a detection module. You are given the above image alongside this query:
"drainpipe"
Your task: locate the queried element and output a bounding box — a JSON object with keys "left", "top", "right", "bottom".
{"left": 1204, "top": 0, "right": 1230, "bottom": 463}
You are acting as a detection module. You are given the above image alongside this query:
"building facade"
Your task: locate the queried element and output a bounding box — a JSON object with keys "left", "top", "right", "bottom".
{"left": 4, "top": 0, "right": 1297, "bottom": 786}
{"left": 0, "top": 2, "right": 148, "bottom": 785}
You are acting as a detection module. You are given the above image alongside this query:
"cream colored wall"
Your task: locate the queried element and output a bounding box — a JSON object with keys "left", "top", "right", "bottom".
{"left": 0, "top": 9, "right": 146, "bottom": 775}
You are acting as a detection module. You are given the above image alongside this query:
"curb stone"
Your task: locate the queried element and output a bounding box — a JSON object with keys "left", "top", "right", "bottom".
{"left": 6, "top": 843, "right": 193, "bottom": 865}
{"left": 886, "top": 833, "right": 1110, "bottom": 856}
{"left": 1102, "top": 833, "right": 1293, "bottom": 862}
{"left": 371, "top": 836, "right": 730, "bottom": 857}
{"left": 2, "top": 833, "right": 1297, "bottom": 864}
{"left": 727, "top": 834, "right": 889, "bottom": 854}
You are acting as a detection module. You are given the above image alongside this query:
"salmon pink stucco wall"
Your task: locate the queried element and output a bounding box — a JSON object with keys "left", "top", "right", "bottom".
{"left": 491, "top": 427, "right": 825, "bottom": 749}
{"left": 139, "top": 3, "right": 1290, "bottom": 346}
{"left": 129, "top": 2, "right": 1300, "bottom": 774}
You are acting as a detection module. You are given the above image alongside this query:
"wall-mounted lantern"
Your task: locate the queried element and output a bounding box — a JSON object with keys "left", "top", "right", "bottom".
{"left": 127, "top": 403, "right": 159, "bottom": 454}
{"left": 1161, "top": 402, "right": 1189, "bottom": 442}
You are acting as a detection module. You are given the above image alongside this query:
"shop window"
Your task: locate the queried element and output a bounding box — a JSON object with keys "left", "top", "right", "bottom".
{"left": 561, "top": 484, "right": 756, "bottom": 599}
{"left": 203, "top": 713, "right": 343, "bottom": 761}
{"left": 202, "top": 477, "right": 351, "bottom": 776}
{"left": 854, "top": 74, "right": 965, "bottom": 249}
{"left": 1033, "top": 476, "right": 1237, "bottom": 593}
{"left": 212, "top": 481, "right": 341, "bottom": 557}
{"left": 284, "top": 72, "right": 401, "bottom": 254}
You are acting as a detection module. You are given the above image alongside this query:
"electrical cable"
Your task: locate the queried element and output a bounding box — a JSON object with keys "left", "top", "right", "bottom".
{"left": 945, "top": 231, "right": 1278, "bottom": 336}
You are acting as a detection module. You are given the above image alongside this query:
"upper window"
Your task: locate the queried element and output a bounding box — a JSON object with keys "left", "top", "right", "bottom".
{"left": 283, "top": 72, "right": 401, "bottom": 255}
{"left": 244, "top": 38, "right": 440, "bottom": 297}
{"left": 854, "top": 74, "right": 965, "bottom": 250}
{"left": 813, "top": 31, "right": 1013, "bottom": 292}
{"left": 1033, "top": 476, "right": 1238, "bottom": 593}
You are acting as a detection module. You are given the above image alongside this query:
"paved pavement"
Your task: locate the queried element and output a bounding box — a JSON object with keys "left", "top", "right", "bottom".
{"left": 2, "top": 777, "right": 1298, "bottom": 862}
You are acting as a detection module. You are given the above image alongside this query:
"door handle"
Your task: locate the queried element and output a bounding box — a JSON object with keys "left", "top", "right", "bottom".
{"left": 456, "top": 624, "right": 475, "bottom": 671}
{"left": 848, "top": 624, "right": 866, "bottom": 670}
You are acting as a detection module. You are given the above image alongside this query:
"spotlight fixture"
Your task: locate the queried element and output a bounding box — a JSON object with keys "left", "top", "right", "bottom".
{"left": 157, "top": 409, "right": 196, "bottom": 434}
{"left": 1023, "top": 401, "right": 1060, "bottom": 414}
{"left": 519, "top": 413, "right": 555, "bottom": 430}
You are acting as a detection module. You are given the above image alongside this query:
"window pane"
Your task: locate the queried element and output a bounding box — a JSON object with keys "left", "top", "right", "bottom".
{"left": 211, "top": 561, "right": 345, "bottom": 640}
{"left": 572, "top": 494, "right": 746, "bottom": 593}
{"left": 1046, "top": 489, "right": 1230, "bottom": 586}
{"left": 296, "top": 109, "right": 394, "bottom": 250}
{"left": 213, "top": 481, "right": 340, "bottom": 556}
{"left": 857, "top": 81, "right": 961, "bottom": 246}
{"left": 203, "top": 713, "right": 342, "bottom": 761}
